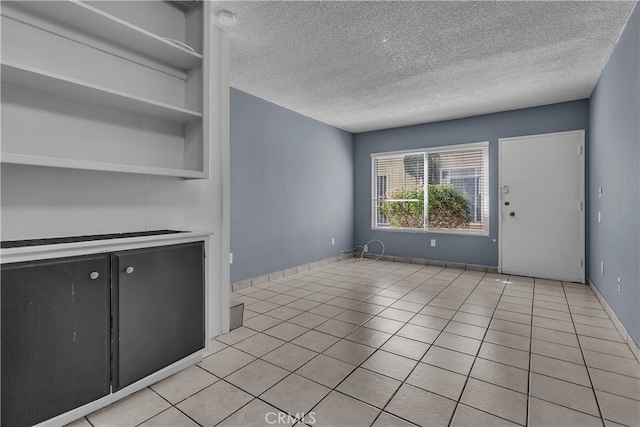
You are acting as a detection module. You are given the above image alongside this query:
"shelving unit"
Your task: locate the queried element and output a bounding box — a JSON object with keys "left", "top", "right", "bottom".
{"left": 1, "top": 0, "right": 209, "bottom": 179}
{"left": 16, "top": 0, "right": 203, "bottom": 70}
{"left": 2, "top": 63, "right": 203, "bottom": 124}
{"left": 0, "top": 153, "right": 207, "bottom": 179}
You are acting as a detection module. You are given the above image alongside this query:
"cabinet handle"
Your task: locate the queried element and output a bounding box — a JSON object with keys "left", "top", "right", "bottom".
{"left": 89, "top": 271, "right": 100, "bottom": 280}
{"left": 125, "top": 266, "right": 134, "bottom": 274}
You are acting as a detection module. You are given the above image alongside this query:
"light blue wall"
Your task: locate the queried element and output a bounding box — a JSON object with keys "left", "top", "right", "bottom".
{"left": 588, "top": 4, "right": 639, "bottom": 345}
{"left": 230, "top": 88, "right": 354, "bottom": 283}
{"left": 354, "top": 101, "right": 589, "bottom": 267}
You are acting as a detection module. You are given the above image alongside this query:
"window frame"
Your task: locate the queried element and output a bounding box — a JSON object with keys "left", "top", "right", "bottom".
{"left": 371, "top": 141, "right": 490, "bottom": 236}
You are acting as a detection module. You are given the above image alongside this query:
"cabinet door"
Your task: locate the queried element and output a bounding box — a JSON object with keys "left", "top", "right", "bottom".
{"left": 1, "top": 254, "right": 111, "bottom": 427}
{"left": 113, "top": 242, "right": 204, "bottom": 390}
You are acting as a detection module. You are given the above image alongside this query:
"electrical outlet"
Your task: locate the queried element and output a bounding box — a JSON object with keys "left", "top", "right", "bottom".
{"left": 363, "top": 244, "right": 369, "bottom": 253}
{"left": 430, "top": 239, "right": 436, "bottom": 247}
{"left": 331, "top": 237, "right": 335, "bottom": 246}
{"left": 617, "top": 277, "right": 621, "bottom": 292}
{"left": 229, "top": 253, "right": 233, "bottom": 264}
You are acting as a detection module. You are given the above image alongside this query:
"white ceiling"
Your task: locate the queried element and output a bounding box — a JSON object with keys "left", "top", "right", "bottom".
{"left": 212, "top": 1, "right": 637, "bottom": 133}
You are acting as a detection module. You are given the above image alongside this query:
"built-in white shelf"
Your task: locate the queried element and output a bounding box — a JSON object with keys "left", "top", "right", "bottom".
{"left": 1, "top": 62, "right": 202, "bottom": 125}
{"left": 1, "top": 1, "right": 208, "bottom": 179}
{"left": 14, "top": 0, "right": 202, "bottom": 70}
{"left": 1, "top": 153, "right": 207, "bottom": 180}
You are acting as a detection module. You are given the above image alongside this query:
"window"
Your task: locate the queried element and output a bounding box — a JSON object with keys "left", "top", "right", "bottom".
{"left": 372, "top": 142, "right": 489, "bottom": 234}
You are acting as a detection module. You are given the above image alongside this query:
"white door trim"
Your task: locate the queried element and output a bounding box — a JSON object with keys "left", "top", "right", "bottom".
{"left": 498, "top": 129, "right": 585, "bottom": 282}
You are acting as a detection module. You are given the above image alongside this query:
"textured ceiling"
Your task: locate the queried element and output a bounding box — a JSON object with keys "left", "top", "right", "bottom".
{"left": 212, "top": 1, "right": 637, "bottom": 133}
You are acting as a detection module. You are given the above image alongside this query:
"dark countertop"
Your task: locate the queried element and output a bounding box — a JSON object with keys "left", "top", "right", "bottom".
{"left": 1, "top": 230, "right": 186, "bottom": 249}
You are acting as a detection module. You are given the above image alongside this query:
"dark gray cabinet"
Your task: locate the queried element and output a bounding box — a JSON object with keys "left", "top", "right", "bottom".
{"left": 113, "top": 242, "right": 205, "bottom": 390}
{"left": 1, "top": 240, "right": 205, "bottom": 426}
{"left": 1, "top": 254, "right": 111, "bottom": 427}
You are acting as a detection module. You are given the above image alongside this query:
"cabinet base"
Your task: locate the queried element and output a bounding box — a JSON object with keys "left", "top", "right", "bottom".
{"left": 35, "top": 351, "right": 204, "bottom": 427}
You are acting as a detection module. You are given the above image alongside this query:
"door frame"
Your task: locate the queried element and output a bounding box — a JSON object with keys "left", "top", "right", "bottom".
{"left": 498, "top": 130, "right": 585, "bottom": 282}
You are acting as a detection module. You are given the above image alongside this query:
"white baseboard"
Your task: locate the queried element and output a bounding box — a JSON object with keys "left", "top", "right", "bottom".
{"left": 231, "top": 253, "right": 355, "bottom": 292}
{"left": 588, "top": 279, "right": 640, "bottom": 363}
{"left": 231, "top": 254, "right": 498, "bottom": 292}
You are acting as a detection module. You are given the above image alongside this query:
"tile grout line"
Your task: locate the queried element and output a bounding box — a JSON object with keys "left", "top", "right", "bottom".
{"left": 241, "top": 267, "right": 633, "bottom": 424}
{"left": 239, "top": 269, "right": 522, "bottom": 425}
{"left": 115, "top": 262, "right": 631, "bottom": 427}
{"left": 322, "top": 261, "right": 450, "bottom": 423}
{"left": 528, "top": 282, "right": 633, "bottom": 419}
{"left": 219, "top": 262, "right": 446, "bottom": 426}
{"left": 304, "top": 264, "right": 452, "bottom": 426}
{"left": 526, "top": 278, "right": 537, "bottom": 427}
{"left": 365, "top": 268, "right": 472, "bottom": 424}
{"left": 445, "top": 273, "right": 522, "bottom": 427}
{"left": 265, "top": 267, "right": 628, "bottom": 425}
{"left": 560, "top": 280, "right": 607, "bottom": 426}
{"left": 78, "top": 264, "right": 471, "bottom": 426}
{"left": 338, "top": 266, "right": 462, "bottom": 426}
{"left": 358, "top": 268, "right": 496, "bottom": 426}
{"left": 221, "top": 276, "right": 527, "bottom": 427}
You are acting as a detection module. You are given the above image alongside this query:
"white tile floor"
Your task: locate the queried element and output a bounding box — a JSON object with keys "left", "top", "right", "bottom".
{"left": 70, "top": 260, "right": 640, "bottom": 427}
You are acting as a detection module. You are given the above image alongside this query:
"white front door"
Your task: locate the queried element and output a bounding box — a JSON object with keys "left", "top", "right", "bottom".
{"left": 499, "top": 130, "right": 585, "bottom": 282}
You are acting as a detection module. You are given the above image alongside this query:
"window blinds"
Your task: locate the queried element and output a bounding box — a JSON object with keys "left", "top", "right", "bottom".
{"left": 372, "top": 142, "right": 489, "bottom": 233}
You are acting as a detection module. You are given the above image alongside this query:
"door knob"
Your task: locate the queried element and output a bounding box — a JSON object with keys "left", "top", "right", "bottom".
{"left": 125, "top": 266, "right": 134, "bottom": 274}
{"left": 509, "top": 212, "right": 515, "bottom": 217}
{"left": 89, "top": 271, "right": 100, "bottom": 280}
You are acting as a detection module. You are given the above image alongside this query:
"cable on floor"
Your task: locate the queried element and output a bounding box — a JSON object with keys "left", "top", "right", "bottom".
{"left": 338, "top": 239, "right": 385, "bottom": 263}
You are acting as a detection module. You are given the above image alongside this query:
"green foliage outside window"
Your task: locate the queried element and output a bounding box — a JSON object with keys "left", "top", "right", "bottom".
{"left": 378, "top": 187, "right": 425, "bottom": 228}
{"left": 378, "top": 184, "right": 471, "bottom": 229}
{"left": 428, "top": 184, "right": 472, "bottom": 229}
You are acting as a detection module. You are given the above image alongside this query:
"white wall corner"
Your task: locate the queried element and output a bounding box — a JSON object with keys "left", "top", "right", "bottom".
{"left": 184, "top": 5, "right": 231, "bottom": 339}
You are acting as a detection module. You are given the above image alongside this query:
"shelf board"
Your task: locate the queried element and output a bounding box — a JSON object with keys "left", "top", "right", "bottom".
{"left": 14, "top": 0, "right": 202, "bottom": 70}
{"left": 1, "top": 62, "right": 202, "bottom": 125}
{"left": 1, "top": 153, "right": 207, "bottom": 179}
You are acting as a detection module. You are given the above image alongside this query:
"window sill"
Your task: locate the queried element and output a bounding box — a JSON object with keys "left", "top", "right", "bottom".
{"left": 372, "top": 227, "right": 489, "bottom": 237}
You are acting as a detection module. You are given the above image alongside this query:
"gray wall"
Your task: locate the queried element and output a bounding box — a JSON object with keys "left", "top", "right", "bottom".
{"left": 230, "top": 88, "right": 354, "bottom": 283}
{"left": 588, "top": 4, "right": 639, "bottom": 345}
{"left": 354, "top": 101, "right": 589, "bottom": 267}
